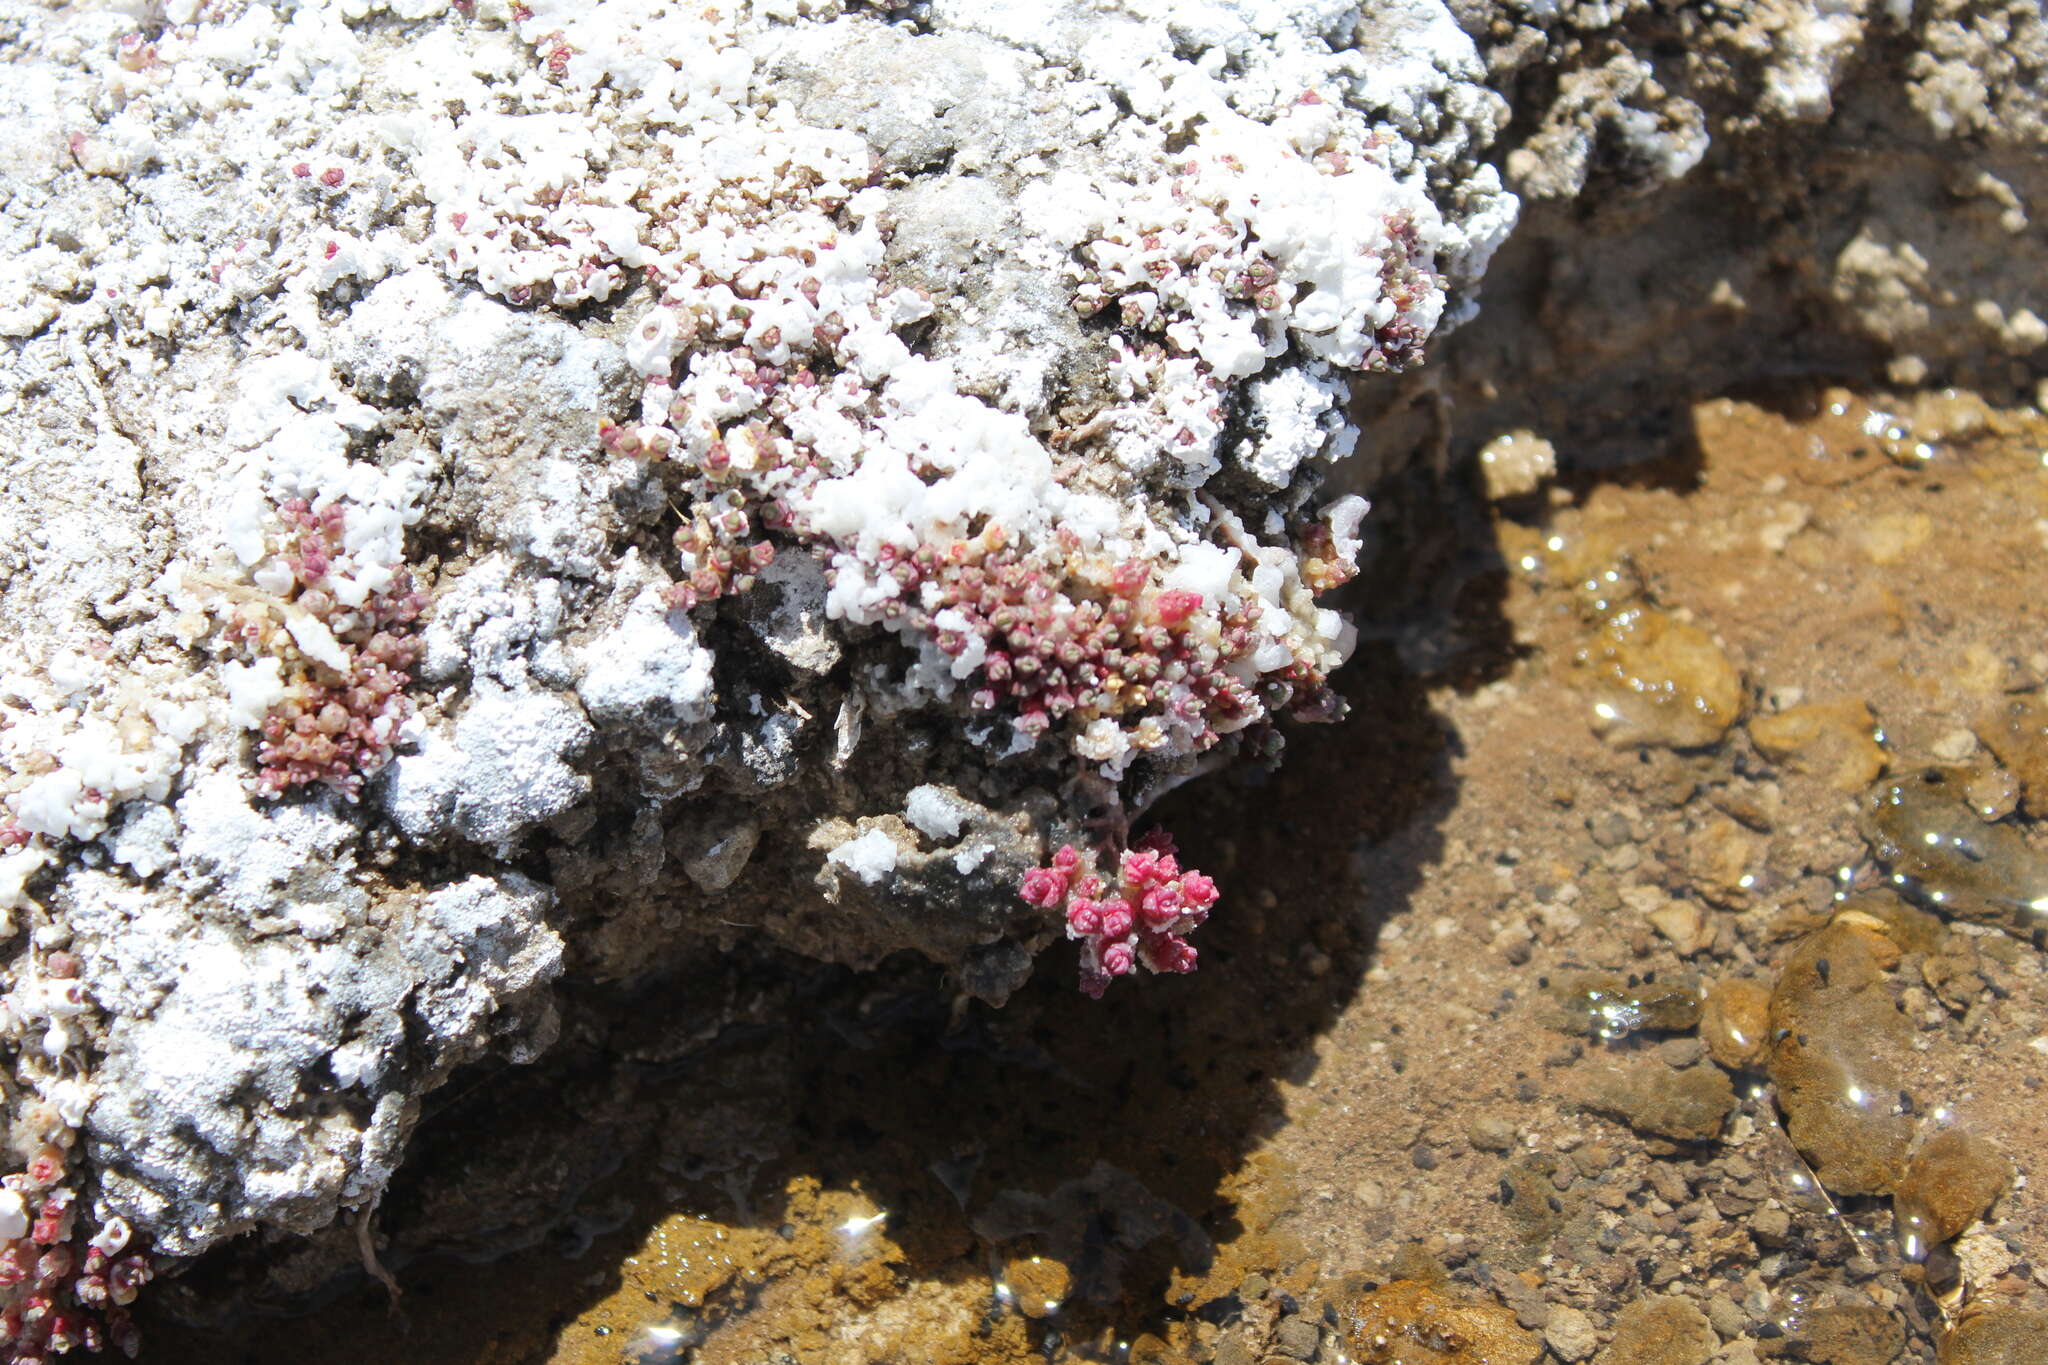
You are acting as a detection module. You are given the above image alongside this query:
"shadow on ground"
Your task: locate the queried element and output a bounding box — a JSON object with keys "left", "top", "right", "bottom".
{"left": 139, "top": 474, "right": 1513, "bottom": 1365}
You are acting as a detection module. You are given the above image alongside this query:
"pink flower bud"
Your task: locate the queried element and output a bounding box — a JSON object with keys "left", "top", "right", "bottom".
{"left": 1138, "top": 884, "right": 1183, "bottom": 929}
{"left": 1051, "top": 845, "right": 1081, "bottom": 873}
{"left": 1017, "top": 867, "right": 1068, "bottom": 909}
{"left": 1097, "top": 899, "right": 1134, "bottom": 939}
{"left": 1101, "top": 942, "right": 1136, "bottom": 976}
{"left": 1120, "top": 850, "right": 1161, "bottom": 886}
{"left": 1178, "top": 872, "right": 1218, "bottom": 910}
{"left": 1065, "top": 900, "right": 1102, "bottom": 937}
{"left": 1154, "top": 589, "right": 1202, "bottom": 625}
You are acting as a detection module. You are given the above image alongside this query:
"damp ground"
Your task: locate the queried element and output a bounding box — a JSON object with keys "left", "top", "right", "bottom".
{"left": 143, "top": 383, "right": 2048, "bottom": 1364}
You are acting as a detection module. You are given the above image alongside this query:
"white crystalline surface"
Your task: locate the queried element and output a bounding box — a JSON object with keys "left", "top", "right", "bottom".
{"left": 0, "top": 0, "right": 1510, "bottom": 1275}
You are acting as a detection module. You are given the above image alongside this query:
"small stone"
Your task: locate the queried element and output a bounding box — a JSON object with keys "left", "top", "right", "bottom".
{"left": 1939, "top": 1307, "right": 2048, "bottom": 1364}
{"left": 1648, "top": 899, "right": 1710, "bottom": 954}
{"left": 1343, "top": 1279, "right": 1542, "bottom": 1365}
{"left": 1576, "top": 609, "right": 1745, "bottom": 750}
{"left": 1961, "top": 764, "right": 2022, "bottom": 821}
{"left": 1750, "top": 1207, "right": 1792, "bottom": 1247}
{"left": 1273, "top": 1315, "right": 1321, "bottom": 1360}
{"left": 1857, "top": 510, "right": 1934, "bottom": 566}
{"left": 1894, "top": 1130, "right": 2013, "bottom": 1256}
{"left": 1499, "top": 1157, "right": 1572, "bottom": 1244}
{"left": 1789, "top": 1302, "right": 1903, "bottom": 1365}
{"left": 1932, "top": 728, "right": 1979, "bottom": 762}
{"left": 1128, "top": 1334, "right": 1176, "bottom": 1365}
{"left": 1656, "top": 1036, "right": 1705, "bottom": 1069}
{"left": 1856, "top": 768, "right": 2048, "bottom": 934}
{"left": 1477, "top": 429, "right": 1558, "bottom": 500}
{"left": 1003, "top": 1255, "right": 1072, "bottom": 1319}
{"left": 1597, "top": 1296, "right": 1716, "bottom": 1365}
{"left": 1575, "top": 1142, "right": 1620, "bottom": 1174}
{"left": 1578, "top": 1056, "right": 1737, "bottom": 1144}
{"left": 1468, "top": 1116, "right": 1518, "bottom": 1154}
{"left": 1546, "top": 1304, "right": 1600, "bottom": 1362}
{"left": 1547, "top": 972, "right": 1703, "bottom": 1037}
{"left": 1767, "top": 920, "right": 1916, "bottom": 1197}
{"left": 1836, "top": 892, "right": 1947, "bottom": 957}
{"left": 1699, "top": 978, "right": 1773, "bottom": 1070}
{"left": 1749, "top": 699, "right": 1888, "bottom": 794}
{"left": 1589, "top": 810, "right": 1634, "bottom": 848}
{"left": 1705, "top": 1294, "right": 1748, "bottom": 1339}
{"left": 1687, "top": 817, "right": 1759, "bottom": 908}
{"left": 1977, "top": 691, "right": 2048, "bottom": 818}
{"left": 1412, "top": 1143, "right": 1439, "bottom": 1170}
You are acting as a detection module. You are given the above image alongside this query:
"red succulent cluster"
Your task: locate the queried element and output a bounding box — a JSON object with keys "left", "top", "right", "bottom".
{"left": 0, "top": 1144, "right": 151, "bottom": 1362}
{"left": 1020, "top": 831, "right": 1220, "bottom": 998}
{"left": 842, "top": 530, "right": 1304, "bottom": 750}
{"left": 249, "top": 499, "right": 427, "bottom": 801}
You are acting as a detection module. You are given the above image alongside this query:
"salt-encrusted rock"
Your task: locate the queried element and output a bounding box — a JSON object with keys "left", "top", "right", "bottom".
{"left": 78, "top": 871, "right": 559, "bottom": 1257}
{"left": 1393, "top": 0, "right": 2048, "bottom": 477}
{"left": 0, "top": 0, "right": 1517, "bottom": 1322}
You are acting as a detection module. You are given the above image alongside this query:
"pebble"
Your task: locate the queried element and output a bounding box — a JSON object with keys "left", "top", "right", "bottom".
{"left": 1590, "top": 810, "right": 1635, "bottom": 848}
{"left": 1656, "top": 1036, "right": 1706, "bottom": 1069}
{"left": 1597, "top": 1296, "right": 1717, "bottom": 1365}
{"left": 1748, "top": 698, "right": 1888, "bottom": 794}
{"left": 1893, "top": 1130, "right": 2013, "bottom": 1258}
{"left": 1649, "top": 899, "right": 1712, "bottom": 955}
{"left": 1838, "top": 892, "right": 1948, "bottom": 957}
{"left": 1699, "top": 978, "right": 1773, "bottom": 1070}
{"left": 1859, "top": 768, "right": 2048, "bottom": 937}
{"left": 1579, "top": 1055, "right": 1737, "bottom": 1144}
{"left": 1976, "top": 691, "right": 2048, "bottom": 817}
{"left": 1002, "top": 1255, "right": 1071, "bottom": 1319}
{"left": 1932, "top": 728, "right": 1980, "bottom": 762}
{"left": 1790, "top": 1302, "right": 1904, "bottom": 1365}
{"left": 1575, "top": 1142, "right": 1620, "bottom": 1174}
{"left": 1478, "top": 429, "right": 1558, "bottom": 500}
{"left": 1342, "top": 1279, "right": 1542, "bottom": 1365}
{"left": 1272, "top": 1315, "right": 1321, "bottom": 1360}
{"left": 1857, "top": 509, "right": 1934, "bottom": 566}
{"left": 1767, "top": 920, "right": 1915, "bottom": 1197}
{"left": 1750, "top": 1207, "right": 1793, "bottom": 1247}
{"left": 1128, "top": 1334, "right": 1175, "bottom": 1365}
{"left": 1705, "top": 1294, "right": 1748, "bottom": 1339}
{"left": 1939, "top": 1307, "right": 2048, "bottom": 1364}
{"left": 1546, "top": 1304, "right": 1600, "bottom": 1362}
{"left": 1547, "top": 971, "right": 1703, "bottom": 1037}
{"left": 1575, "top": 607, "right": 1746, "bottom": 750}
{"left": 1961, "top": 764, "right": 2022, "bottom": 821}
{"left": 1468, "top": 1116, "right": 1518, "bottom": 1153}
{"left": 1687, "top": 817, "right": 1759, "bottom": 908}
